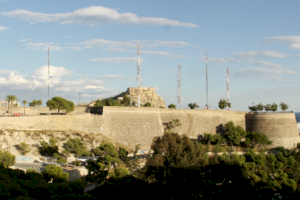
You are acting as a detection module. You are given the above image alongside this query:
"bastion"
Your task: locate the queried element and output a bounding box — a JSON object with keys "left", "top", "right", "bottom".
{"left": 246, "top": 113, "right": 300, "bottom": 149}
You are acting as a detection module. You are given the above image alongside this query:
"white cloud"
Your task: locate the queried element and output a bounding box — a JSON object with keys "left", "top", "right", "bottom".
{"left": 232, "top": 61, "right": 299, "bottom": 82}
{"left": 141, "top": 50, "right": 188, "bottom": 58}
{"left": 233, "top": 50, "right": 286, "bottom": 60}
{"left": 202, "top": 57, "right": 236, "bottom": 65}
{"left": 106, "top": 48, "right": 129, "bottom": 53}
{"left": 155, "top": 41, "right": 190, "bottom": 47}
{"left": 91, "top": 57, "right": 145, "bottom": 63}
{"left": 26, "top": 42, "right": 63, "bottom": 51}
{"left": 0, "top": 25, "right": 10, "bottom": 32}
{"left": 34, "top": 65, "right": 73, "bottom": 80}
{"left": 265, "top": 35, "right": 300, "bottom": 50}
{"left": 1, "top": 6, "right": 199, "bottom": 28}
{"left": 19, "top": 38, "right": 32, "bottom": 42}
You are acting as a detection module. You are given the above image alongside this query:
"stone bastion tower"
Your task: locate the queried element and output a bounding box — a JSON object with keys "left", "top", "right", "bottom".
{"left": 246, "top": 113, "right": 300, "bottom": 149}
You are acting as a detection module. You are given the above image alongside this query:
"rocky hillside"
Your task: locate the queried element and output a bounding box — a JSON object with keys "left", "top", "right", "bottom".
{"left": 0, "top": 130, "right": 131, "bottom": 157}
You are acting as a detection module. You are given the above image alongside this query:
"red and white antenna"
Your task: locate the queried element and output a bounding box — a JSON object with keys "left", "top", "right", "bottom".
{"left": 226, "top": 67, "right": 230, "bottom": 110}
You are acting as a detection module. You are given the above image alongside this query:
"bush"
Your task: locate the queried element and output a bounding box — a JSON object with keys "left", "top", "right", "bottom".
{"left": 72, "top": 160, "right": 81, "bottom": 166}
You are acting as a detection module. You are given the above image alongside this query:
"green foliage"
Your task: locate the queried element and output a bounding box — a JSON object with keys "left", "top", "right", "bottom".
{"left": 248, "top": 103, "right": 258, "bottom": 112}
{"left": 118, "top": 147, "right": 129, "bottom": 163}
{"left": 168, "top": 103, "right": 176, "bottom": 109}
{"left": 146, "top": 132, "right": 208, "bottom": 168}
{"left": 218, "top": 99, "right": 228, "bottom": 110}
{"left": 223, "top": 121, "right": 247, "bottom": 146}
{"left": 63, "top": 138, "right": 87, "bottom": 157}
{"left": 110, "top": 167, "right": 130, "bottom": 179}
{"left": 53, "top": 153, "right": 67, "bottom": 164}
{"left": 26, "top": 169, "right": 37, "bottom": 173}
{"left": 246, "top": 131, "right": 273, "bottom": 148}
{"left": 85, "top": 161, "right": 108, "bottom": 184}
{"left": 0, "top": 150, "right": 16, "bottom": 167}
{"left": 39, "top": 138, "right": 58, "bottom": 156}
{"left": 6, "top": 95, "right": 17, "bottom": 116}
{"left": 264, "top": 103, "right": 272, "bottom": 111}
{"left": 19, "top": 142, "right": 30, "bottom": 155}
{"left": 271, "top": 103, "right": 278, "bottom": 112}
{"left": 121, "top": 95, "right": 131, "bottom": 106}
{"left": 46, "top": 96, "right": 75, "bottom": 113}
{"left": 280, "top": 102, "right": 288, "bottom": 111}
{"left": 256, "top": 103, "right": 264, "bottom": 111}
{"left": 72, "top": 160, "right": 81, "bottom": 166}
{"left": 94, "top": 98, "right": 120, "bottom": 107}
{"left": 201, "top": 133, "right": 224, "bottom": 145}
{"left": 166, "top": 119, "right": 181, "bottom": 132}
{"left": 29, "top": 99, "right": 42, "bottom": 107}
{"left": 188, "top": 103, "right": 199, "bottom": 109}
{"left": 43, "top": 165, "right": 69, "bottom": 182}
{"left": 144, "top": 102, "right": 151, "bottom": 107}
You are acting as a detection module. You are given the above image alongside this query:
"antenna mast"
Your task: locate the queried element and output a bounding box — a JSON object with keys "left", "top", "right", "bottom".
{"left": 137, "top": 45, "right": 141, "bottom": 107}
{"left": 177, "top": 64, "right": 181, "bottom": 109}
{"left": 226, "top": 67, "right": 230, "bottom": 110}
{"left": 205, "top": 52, "right": 209, "bottom": 109}
{"left": 48, "top": 47, "right": 50, "bottom": 102}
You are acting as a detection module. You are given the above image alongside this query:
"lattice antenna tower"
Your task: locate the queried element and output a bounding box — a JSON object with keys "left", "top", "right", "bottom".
{"left": 205, "top": 52, "right": 209, "bottom": 109}
{"left": 226, "top": 67, "right": 230, "bottom": 110}
{"left": 177, "top": 64, "right": 181, "bottom": 109}
{"left": 48, "top": 47, "right": 50, "bottom": 103}
{"left": 137, "top": 45, "right": 141, "bottom": 107}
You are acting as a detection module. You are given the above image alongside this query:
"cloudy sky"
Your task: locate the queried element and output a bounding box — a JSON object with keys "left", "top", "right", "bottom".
{"left": 0, "top": 0, "right": 300, "bottom": 111}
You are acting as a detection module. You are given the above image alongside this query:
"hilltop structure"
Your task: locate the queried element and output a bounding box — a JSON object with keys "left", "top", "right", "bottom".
{"left": 111, "top": 87, "right": 165, "bottom": 107}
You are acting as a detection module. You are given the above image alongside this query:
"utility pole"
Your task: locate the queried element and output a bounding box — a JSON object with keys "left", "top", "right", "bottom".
{"left": 48, "top": 47, "right": 50, "bottom": 115}
{"left": 205, "top": 52, "right": 209, "bottom": 109}
{"left": 137, "top": 45, "right": 141, "bottom": 107}
{"left": 226, "top": 67, "right": 230, "bottom": 110}
{"left": 177, "top": 65, "right": 181, "bottom": 109}
{"left": 79, "top": 92, "right": 81, "bottom": 105}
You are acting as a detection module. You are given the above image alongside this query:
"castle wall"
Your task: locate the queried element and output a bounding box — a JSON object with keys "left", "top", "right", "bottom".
{"left": 246, "top": 113, "right": 300, "bottom": 148}
{"left": 0, "top": 106, "right": 88, "bottom": 116}
{"left": 159, "top": 109, "right": 247, "bottom": 139}
{"left": 0, "top": 107, "right": 298, "bottom": 151}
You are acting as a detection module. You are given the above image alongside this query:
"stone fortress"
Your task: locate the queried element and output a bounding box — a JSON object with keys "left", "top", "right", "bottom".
{"left": 0, "top": 87, "right": 299, "bottom": 152}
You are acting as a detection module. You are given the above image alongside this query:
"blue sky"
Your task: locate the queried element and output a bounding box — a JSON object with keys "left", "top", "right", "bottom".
{"left": 0, "top": 0, "right": 300, "bottom": 111}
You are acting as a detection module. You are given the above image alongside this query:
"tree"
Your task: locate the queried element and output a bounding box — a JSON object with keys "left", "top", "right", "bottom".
{"left": 19, "top": 142, "right": 30, "bottom": 155}
{"left": 63, "top": 138, "right": 88, "bottom": 157}
{"left": 36, "top": 100, "right": 42, "bottom": 107}
{"left": 121, "top": 95, "right": 131, "bottom": 106}
{"left": 146, "top": 132, "right": 208, "bottom": 168}
{"left": 39, "top": 138, "right": 58, "bottom": 156}
{"left": 144, "top": 102, "right": 151, "bottom": 107}
{"left": 43, "top": 165, "right": 69, "bottom": 182}
{"left": 264, "top": 104, "right": 272, "bottom": 112}
{"left": 168, "top": 104, "right": 176, "bottom": 109}
{"left": 188, "top": 103, "right": 199, "bottom": 109}
{"left": 6, "top": 95, "right": 17, "bottom": 116}
{"left": 271, "top": 103, "right": 278, "bottom": 113}
{"left": 0, "top": 150, "right": 15, "bottom": 167}
{"left": 22, "top": 100, "right": 28, "bottom": 116}
{"left": 94, "top": 98, "right": 120, "bottom": 107}
{"left": 218, "top": 99, "right": 227, "bottom": 110}
{"left": 280, "top": 102, "right": 288, "bottom": 112}
{"left": 29, "top": 100, "right": 38, "bottom": 107}
{"left": 222, "top": 121, "right": 247, "bottom": 146}
{"left": 256, "top": 103, "right": 264, "bottom": 112}
{"left": 246, "top": 132, "right": 273, "bottom": 148}
{"left": 248, "top": 103, "right": 258, "bottom": 112}
{"left": 118, "top": 147, "right": 129, "bottom": 163}
{"left": 110, "top": 167, "right": 130, "bottom": 179}
{"left": 46, "top": 97, "right": 75, "bottom": 113}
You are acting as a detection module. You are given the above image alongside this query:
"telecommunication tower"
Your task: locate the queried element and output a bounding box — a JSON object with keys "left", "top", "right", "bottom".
{"left": 205, "top": 52, "right": 209, "bottom": 109}
{"left": 48, "top": 47, "right": 50, "bottom": 102}
{"left": 137, "top": 45, "right": 141, "bottom": 107}
{"left": 226, "top": 67, "right": 230, "bottom": 110}
{"left": 177, "top": 65, "right": 181, "bottom": 109}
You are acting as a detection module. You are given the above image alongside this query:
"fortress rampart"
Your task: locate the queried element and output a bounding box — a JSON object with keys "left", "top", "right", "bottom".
{"left": 0, "top": 107, "right": 298, "bottom": 151}
{"left": 246, "top": 113, "right": 300, "bottom": 148}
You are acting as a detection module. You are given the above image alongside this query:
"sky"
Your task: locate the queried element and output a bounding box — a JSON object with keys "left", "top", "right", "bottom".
{"left": 0, "top": 0, "right": 300, "bottom": 111}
